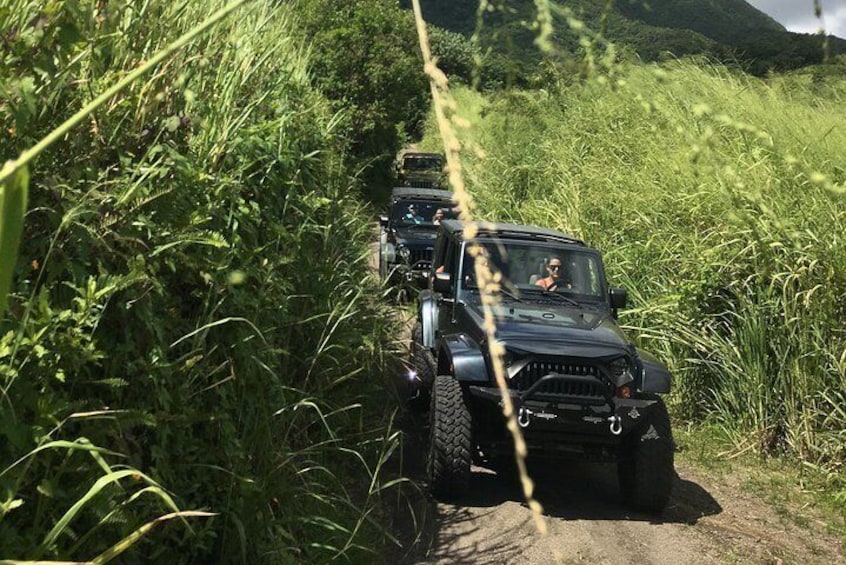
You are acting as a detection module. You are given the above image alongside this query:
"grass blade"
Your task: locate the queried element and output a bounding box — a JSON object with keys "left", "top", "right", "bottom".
{"left": 92, "top": 511, "right": 216, "bottom": 564}
{"left": 0, "top": 164, "right": 28, "bottom": 315}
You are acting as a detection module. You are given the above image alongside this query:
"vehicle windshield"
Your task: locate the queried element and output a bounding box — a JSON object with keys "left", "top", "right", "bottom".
{"left": 402, "top": 156, "right": 443, "bottom": 172}
{"left": 461, "top": 239, "right": 606, "bottom": 303}
{"left": 391, "top": 199, "right": 455, "bottom": 226}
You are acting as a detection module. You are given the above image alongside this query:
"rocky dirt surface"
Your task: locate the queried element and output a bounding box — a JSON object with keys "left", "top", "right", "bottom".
{"left": 389, "top": 411, "right": 845, "bottom": 565}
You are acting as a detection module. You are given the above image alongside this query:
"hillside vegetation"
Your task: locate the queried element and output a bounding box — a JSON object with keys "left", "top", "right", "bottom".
{"left": 0, "top": 0, "right": 417, "bottom": 561}
{"left": 410, "top": 0, "right": 846, "bottom": 81}
{"left": 420, "top": 61, "right": 846, "bottom": 496}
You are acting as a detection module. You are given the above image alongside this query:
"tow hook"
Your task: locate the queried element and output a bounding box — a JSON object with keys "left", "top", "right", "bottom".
{"left": 608, "top": 415, "right": 622, "bottom": 436}
{"left": 518, "top": 406, "right": 532, "bottom": 428}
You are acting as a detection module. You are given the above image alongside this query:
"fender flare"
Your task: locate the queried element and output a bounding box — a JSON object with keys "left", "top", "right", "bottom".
{"left": 636, "top": 349, "right": 672, "bottom": 394}
{"left": 384, "top": 241, "right": 396, "bottom": 264}
{"left": 437, "top": 333, "right": 489, "bottom": 383}
{"left": 419, "top": 290, "right": 439, "bottom": 349}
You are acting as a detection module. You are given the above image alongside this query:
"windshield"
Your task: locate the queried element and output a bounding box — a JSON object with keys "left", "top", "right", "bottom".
{"left": 402, "top": 156, "right": 443, "bottom": 172}
{"left": 391, "top": 199, "right": 455, "bottom": 226}
{"left": 461, "top": 240, "right": 606, "bottom": 303}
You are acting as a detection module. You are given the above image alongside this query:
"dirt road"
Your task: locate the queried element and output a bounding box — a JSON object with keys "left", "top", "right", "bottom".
{"left": 371, "top": 229, "right": 845, "bottom": 565}
{"left": 392, "top": 403, "right": 844, "bottom": 565}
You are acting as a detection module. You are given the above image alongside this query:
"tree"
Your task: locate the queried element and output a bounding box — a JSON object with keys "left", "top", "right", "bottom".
{"left": 294, "top": 0, "right": 430, "bottom": 198}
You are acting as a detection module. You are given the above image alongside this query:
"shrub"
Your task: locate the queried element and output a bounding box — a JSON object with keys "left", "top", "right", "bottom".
{"left": 1, "top": 1, "right": 398, "bottom": 561}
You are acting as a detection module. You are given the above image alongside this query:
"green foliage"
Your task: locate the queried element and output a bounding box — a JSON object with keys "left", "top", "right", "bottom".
{"left": 430, "top": 60, "right": 846, "bottom": 477}
{"left": 615, "top": 0, "right": 786, "bottom": 42}
{"left": 405, "top": 0, "right": 568, "bottom": 89}
{"left": 0, "top": 164, "right": 27, "bottom": 315}
{"left": 400, "top": 0, "right": 478, "bottom": 36}
{"left": 411, "top": 0, "right": 846, "bottom": 81}
{"left": 428, "top": 25, "right": 479, "bottom": 85}
{"left": 1, "top": 0, "right": 400, "bottom": 561}
{"left": 292, "top": 0, "right": 430, "bottom": 200}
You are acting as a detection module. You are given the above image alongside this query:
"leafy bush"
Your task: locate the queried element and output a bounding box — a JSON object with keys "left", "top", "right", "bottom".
{"left": 1, "top": 0, "right": 398, "bottom": 561}
{"left": 293, "top": 0, "right": 429, "bottom": 200}
{"left": 428, "top": 25, "right": 479, "bottom": 85}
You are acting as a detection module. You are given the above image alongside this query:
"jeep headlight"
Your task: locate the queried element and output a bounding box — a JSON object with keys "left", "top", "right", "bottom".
{"left": 397, "top": 245, "right": 411, "bottom": 261}
{"left": 608, "top": 357, "right": 634, "bottom": 387}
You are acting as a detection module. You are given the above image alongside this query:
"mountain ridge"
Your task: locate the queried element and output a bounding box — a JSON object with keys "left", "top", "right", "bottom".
{"left": 409, "top": 0, "right": 846, "bottom": 78}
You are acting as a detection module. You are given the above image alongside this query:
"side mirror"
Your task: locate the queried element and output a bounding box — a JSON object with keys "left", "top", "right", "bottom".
{"left": 433, "top": 271, "right": 451, "bottom": 294}
{"left": 379, "top": 214, "right": 389, "bottom": 227}
{"left": 610, "top": 288, "right": 627, "bottom": 309}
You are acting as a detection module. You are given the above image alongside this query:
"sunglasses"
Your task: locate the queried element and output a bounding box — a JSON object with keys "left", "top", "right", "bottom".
{"left": 549, "top": 264, "right": 562, "bottom": 271}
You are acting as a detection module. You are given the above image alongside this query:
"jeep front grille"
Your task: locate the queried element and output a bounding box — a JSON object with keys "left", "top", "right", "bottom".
{"left": 407, "top": 180, "right": 435, "bottom": 188}
{"left": 409, "top": 248, "right": 433, "bottom": 268}
{"left": 510, "top": 360, "right": 607, "bottom": 398}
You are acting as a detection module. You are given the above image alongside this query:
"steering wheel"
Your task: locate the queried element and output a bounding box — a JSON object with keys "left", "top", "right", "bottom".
{"left": 546, "top": 280, "right": 571, "bottom": 292}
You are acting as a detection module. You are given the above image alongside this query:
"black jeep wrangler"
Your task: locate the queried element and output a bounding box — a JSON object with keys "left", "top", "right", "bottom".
{"left": 410, "top": 220, "right": 675, "bottom": 512}
{"left": 379, "top": 187, "right": 456, "bottom": 289}
{"left": 395, "top": 151, "right": 447, "bottom": 189}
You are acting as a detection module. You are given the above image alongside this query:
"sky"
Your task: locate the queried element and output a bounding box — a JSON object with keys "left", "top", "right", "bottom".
{"left": 746, "top": 0, "right": 846, "bottom": 39}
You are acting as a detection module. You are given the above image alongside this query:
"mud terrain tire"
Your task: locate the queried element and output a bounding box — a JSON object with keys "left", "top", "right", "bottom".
{"left": 427, "top": 376, "right": 472, "bottom": 498}
{"left": 618, "top": 396, "right": 674, "bottom": 514}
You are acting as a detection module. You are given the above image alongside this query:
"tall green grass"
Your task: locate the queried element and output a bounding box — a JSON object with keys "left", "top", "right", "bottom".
{"left": 1, "top": 0, "right": 401, "bottom": 561}
{"left": 428, "top": 60, "right": 846, "bottom": 481}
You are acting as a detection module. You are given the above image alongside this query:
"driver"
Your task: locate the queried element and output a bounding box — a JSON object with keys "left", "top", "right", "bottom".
{"left": 403, "top": 203, "right": 424, "bottom": 224}
{"left": 535, "top": 257, "right": 571, "bottom": 291}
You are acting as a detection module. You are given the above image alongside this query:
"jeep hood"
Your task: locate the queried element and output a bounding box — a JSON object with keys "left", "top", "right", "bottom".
{"left": 464, "top": 300, "right": 631, "bottom": 357}
{"left": 394, "top": 226, "right": 438, "bottom": 246}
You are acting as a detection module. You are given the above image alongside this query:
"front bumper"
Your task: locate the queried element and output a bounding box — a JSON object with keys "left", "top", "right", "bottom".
{"left": 468, "top": 375, "right": 661, "bottom": 443}
{"left": 387, "top": 260, "right": 431, "bottom": 286}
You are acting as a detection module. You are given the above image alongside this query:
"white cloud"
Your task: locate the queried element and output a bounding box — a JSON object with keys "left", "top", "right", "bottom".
{"left": 747, "top": 0, "right": 846, "bottom": 38}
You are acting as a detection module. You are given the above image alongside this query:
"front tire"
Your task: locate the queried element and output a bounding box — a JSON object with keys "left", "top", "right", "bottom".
{"left": 618, "top": 397, "right": 674, "bottom": 514}
{"left": 427, "top": 376, "right": 472, "bottom": 499}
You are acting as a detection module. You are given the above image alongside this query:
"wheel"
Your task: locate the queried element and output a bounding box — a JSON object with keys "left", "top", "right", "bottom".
{"left": 618, "top": 396, "right": 674, "bottom": 514}
{"left": 427, "top": 376, "right": 472, "bottom": 499}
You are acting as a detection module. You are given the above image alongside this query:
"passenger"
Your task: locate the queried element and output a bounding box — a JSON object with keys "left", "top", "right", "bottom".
{"left": 433, "top": 208, "right": 445, "bottom": 225}
{"left": 535, "top": 257, "right": 571, "bottom": 291}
